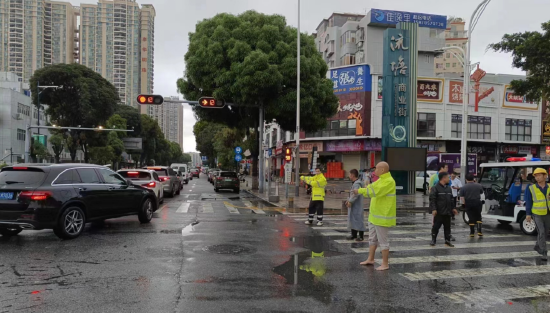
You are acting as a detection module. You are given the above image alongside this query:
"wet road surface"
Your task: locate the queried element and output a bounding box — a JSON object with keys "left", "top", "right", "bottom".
{"left": 1, "top": 176, "right": 550, "bottom": 312}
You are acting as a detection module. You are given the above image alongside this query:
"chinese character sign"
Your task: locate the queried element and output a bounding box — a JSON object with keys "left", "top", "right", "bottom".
{"left": 448, "top": 81, "right": 464, "bottom": 104}
{"left": 382, "top": 28, "right": 411, "bottom": 148}
{"left": 502, "top": 84, "right": 538, "bottom": 110}
{"left": 417, "top": 80, "right": 442, "bottom": 102}
{"left": 370, "top": 9, "right": 447, "bottom": 29}
{"left": 331, "top": 65, "right": 371, "bottom": 95}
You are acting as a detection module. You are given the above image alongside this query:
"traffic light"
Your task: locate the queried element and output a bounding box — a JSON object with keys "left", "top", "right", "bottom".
{"left": 285, "top": 148, "right": 292, "bottom": 162}
{"left": 137, "top": 94, "right": 164, "bottom": 105}
{"left": 198, "top": 97, "right": 225, "bottom": 109}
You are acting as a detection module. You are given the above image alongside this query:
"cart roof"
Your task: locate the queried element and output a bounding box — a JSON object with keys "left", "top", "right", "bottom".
{"left": 480, "top": 161, "right": 550, "bottom": 168}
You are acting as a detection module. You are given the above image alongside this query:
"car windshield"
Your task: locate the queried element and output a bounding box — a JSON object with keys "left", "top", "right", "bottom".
{"left": 479, "top": 167, "right": 516, "bottom": 189}
{"left": 0, "top": 168, "right": 46, "bottom": 186}
{"left": 220, "top": 172, "right": 237, "bottom": 178}
{"left": 147, "top": 168, "right": 168, "bottom": 176}
{"left": 119, "top": 171, "right": 151, "bottom": 180}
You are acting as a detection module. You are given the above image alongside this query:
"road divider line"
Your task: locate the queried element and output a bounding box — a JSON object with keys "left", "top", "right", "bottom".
{"left": 243, "top": 200, "right": 266, "bottom": 214}
{"left": 401, "top": 264, "right": 550, "bottom": 281}
{"left": 377, "top": 251, "right": 540, "bottom": 265}
{"left": 176, "top": 203, "right": 190, "bottom": 213}
{"left": 352, "top": 240, "right": 546, "bottom": 253}
{"left": 438, "top": 284, "right": 550, "bottom": 306}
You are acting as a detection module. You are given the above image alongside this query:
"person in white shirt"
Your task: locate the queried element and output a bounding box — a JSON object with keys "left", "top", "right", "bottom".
{"left": 450, "top": 173, "right": 462, "bottom": 220}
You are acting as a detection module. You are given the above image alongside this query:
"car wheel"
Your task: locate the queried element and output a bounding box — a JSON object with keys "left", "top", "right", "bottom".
{"left": 234, "top": 189, "right": 240, "bottom": 194}
{"left": 54, "top": 207, "right": 86, "bottom": 240}
{"left": 138, "top": 198, "right": 154, "bottom": 224}
{"left": 498, "top": 220, "right": 512, "bottom": 225}
{"left": 176, "top": 185, "right": 181, "bottom": 195}
{"left": 519, "top": 214, "right": 537, "bottom": 236}
{"left": 462, "top": 211, "right": 470, "bottom": 225}
{"left": 0, "top": 227, "right": 23, "bottom": 237}
{"left": 214, "top": 187, "right": 219, "bottom": 192}
{"left": 167, "top": 186, "right": 174, "bottom": 198}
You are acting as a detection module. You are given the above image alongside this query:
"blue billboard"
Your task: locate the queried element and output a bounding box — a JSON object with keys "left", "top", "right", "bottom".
{"left": 329, "top": 65, "right": 371, "bottom": 95}
{"left": 370, "top": 9, "right": 447, "bottom": 29}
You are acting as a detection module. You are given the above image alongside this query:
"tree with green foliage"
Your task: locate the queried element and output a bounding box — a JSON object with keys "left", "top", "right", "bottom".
{"left": 31, "top": 140, "right": 50, "bottom": 163}
{"left": 49, "top": 134, "right": 64, "bottom": 163}
{"left": 182, "top": 153, "right": 192, "bottom": 164}
{"left": 115, "top": 105, "right": 142, "bottom": 137}
{"left": 193, "top": 120, "right": 226, "bottom": 167}
{"left": 140, "top": 114, "right": 163, "bottom": 166}
{"left": 488, "top": 21, "right": 550, "bottom": 102}
{"left": 213, "top": 127, "right": 245, "bottom": 169}
{"left": 29, "top": 63, "right": 119, "bottom": 161}
{"left": 178, "top": 11, "right": 338, "bottom": 185}
{"left": 88, "top": 146, "right": 115, "bottom": 166}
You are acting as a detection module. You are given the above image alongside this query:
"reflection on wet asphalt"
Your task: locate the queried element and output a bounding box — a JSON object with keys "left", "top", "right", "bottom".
{"left": 1, "top": 177, "right": 550, "bottom": 312}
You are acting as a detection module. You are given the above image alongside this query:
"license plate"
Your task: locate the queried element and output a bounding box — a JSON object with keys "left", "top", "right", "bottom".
{"left": 0, "top": 192, "right": 14, "bottom": 200}
{"left": 225, "top": 179, "right": 233, "bottom": 182}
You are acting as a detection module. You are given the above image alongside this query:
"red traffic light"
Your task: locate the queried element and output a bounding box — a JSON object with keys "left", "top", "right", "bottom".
{"left": 285, "top": 148, "right": 292, "bottom": 162}
{"left": 137, "top": 94, "right": 164, "bottom": 105}
{"left": 198, "top": 97, "right": 225, "bottom": 109}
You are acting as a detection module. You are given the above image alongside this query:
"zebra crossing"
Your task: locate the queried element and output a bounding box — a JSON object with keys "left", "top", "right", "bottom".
{"left": 285, "top": 212, "right": 550, "bottom": 307}
{"left": 167, "top": 196, "right": 277, "bottom": 215}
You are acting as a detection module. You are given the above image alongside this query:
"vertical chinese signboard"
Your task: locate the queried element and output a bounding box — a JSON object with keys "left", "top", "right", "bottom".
{"left": 382, "top": 23, "right": 419, "bottom": 194}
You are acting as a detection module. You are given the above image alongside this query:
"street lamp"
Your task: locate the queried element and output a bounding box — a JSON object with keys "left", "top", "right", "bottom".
{"left": 459, "top": 0, "right": 491, "bottom": 182}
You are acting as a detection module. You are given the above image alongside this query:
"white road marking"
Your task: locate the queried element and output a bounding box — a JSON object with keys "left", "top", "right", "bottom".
{"left": 176, "top": 203, "right": 190, "bottom": 213}
{"left": 334, "top": 234, "right": 522, "bottom": 244}
{"left": 401, "top": 264, "right": 550, "bottom": 281}
{"left": 242, "top": 201, "right": 265, "bottom": 214}
{"left": 377, "top": 251, "right": 540, "bottom": 265}
{"left": 438, "top": 284, "right": 550, "bottom": 306}
{"left": 352, "top": 240, "right": 545, "bottom": 253}
{"left": 225, "top": 203, "right": 240, "bottom": 214}
{"left": 201, "top": 203, "right": 213, "bottom": 213}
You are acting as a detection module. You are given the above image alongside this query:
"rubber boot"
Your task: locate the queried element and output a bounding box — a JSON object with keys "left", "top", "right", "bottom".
{"left": 477, "top": 222, "right": 483, "bottom": 237}
{"left": 542, "top": 251, "right": 548, "bottom": 261}
{"left": 430, "top": 234, "right": 436, "bottom": 246}
{"left": 445, "top": 237, "right": 454, "bottom": 247}
{"left": 469, "top": 224, "right": 475, "bottom": 237}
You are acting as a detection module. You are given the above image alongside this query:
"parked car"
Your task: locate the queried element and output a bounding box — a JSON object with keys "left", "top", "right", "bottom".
{"left": 214, "top": 171, "right": 240, "bottom": 193}
{"left": 208, "top": 169, "right": 219, "bottom": 183}
{"left": 0, "top": 164, "right": 157, "bottom": 239}
{"left": 171, "top": 163, "right": 189, "bottom": 184}
{"left": 144, "top": 166, "right": 180, "bottom": 198}
{"left": 191, "top": 168, "right": 200, "bottom": 178}
{"left": 210, "top": 170, "right": 221, "bottom": 185}
{"left": 416, "top": 171, "right": 437, "bottom": 190}
{"left": 118, "top": 169, "right": 164, "bottom": 206}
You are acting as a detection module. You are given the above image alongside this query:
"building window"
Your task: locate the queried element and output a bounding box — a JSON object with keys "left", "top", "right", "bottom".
{"left": 17, "top": 129, "right": 25, "bottom": 141}
{"left": 340, "top": 31, "right": 356, "bottom": 46}
{"left": 417, "top": 113, "right": 436, "bottom": 137}
{"left": 340, "top": 54, "right": 355, "bottom": 65}
{"left": 446, "top": 53, "right": 450, "bottom": 58}
{"left": 451, "top": 115, "right": 491, "bottom": 139}
{"left": 452, "top": 63, "right": 457, "bottom": 68}
{"left": 446, "top": 63, "right": 450, "bottom": 68}
{"left": 505, "top": 119, "right": 532, "bottom": 142}
{"left": 17, "top": 103, "right": 30, "bottom": 116}
{"left": 305, "top": 119, "right": 356, "bottom": 138}
{"left": 436, "top": 63, "right": 443, "bottom": 69}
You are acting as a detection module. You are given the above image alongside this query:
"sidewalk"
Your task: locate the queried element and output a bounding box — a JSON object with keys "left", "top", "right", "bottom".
{"left": 242, "top": 177, "right": 430, "bottom": 211}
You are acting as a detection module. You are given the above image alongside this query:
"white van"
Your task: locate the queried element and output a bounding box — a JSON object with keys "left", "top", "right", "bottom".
{"left": 171, "top": 163, "right": 189, "bottom": 184}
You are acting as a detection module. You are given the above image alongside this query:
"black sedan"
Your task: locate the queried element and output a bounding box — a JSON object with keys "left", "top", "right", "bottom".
{"left": 0, "top": 164, "right": 157, "bottom": 239}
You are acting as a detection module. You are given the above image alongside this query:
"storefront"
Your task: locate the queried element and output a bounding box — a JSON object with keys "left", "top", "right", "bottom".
{"left": 467, "top": 143, "right": 497, "bottom": 164}
{"left": 286, "top": 141, "right": 324, "bottom": 174}
{"left": 325, "top": 139, "right": 381, "bottom": 173}
{"left": 499, "top": 145, "right": 539, "bottom": 162}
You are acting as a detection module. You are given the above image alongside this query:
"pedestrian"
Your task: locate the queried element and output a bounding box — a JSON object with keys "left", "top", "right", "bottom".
{"left": 345, "top": 169, "right": 366, "bottom": 241}
{"left": 430, "top": 164, "right": 449, "bottom": 190}
{"left": 429, "top": 172, "right": 458, "bottom": 247}
{"left": 354, "top": 162, "right": 396, "bottom": 271}
{"left": 450, "top": 173, "right": 462, "bottom": 220}
{"left": 301, "top": 168, "right": 327, "bottom": 226}
{"left": 459, "top": 174, "right": 485, "bottom": 237}
{"left": 524, "top": 168, "right": 550, "bottom": 261}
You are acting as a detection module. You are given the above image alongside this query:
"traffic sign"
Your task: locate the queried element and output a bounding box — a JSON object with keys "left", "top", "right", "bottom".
{"left": 235, "top": 154, "right": 242, "bottom": 162}
{"left": 137, "top": 94, "right": 164, "bottom": 105}
{"left": 235, "top": 146, "right": 242, "bottom": 154}
{"left": 198, "top": 97, "right": 225, "bottom": 109}
{"left": 284, "top": 163, "right": 292, "bottom": 183}
{"left": 201, "top": 156, "right": 208, "bottom": 161}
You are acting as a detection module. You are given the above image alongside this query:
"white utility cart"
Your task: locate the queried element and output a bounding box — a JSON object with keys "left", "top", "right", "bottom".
{"left": 463, "top": 161, "right": 550, "bottom": 236}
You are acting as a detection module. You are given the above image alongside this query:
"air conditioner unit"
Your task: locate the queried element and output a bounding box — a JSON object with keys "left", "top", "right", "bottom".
{"left": 15, "top": 113, "right": 22, "bottom": 120}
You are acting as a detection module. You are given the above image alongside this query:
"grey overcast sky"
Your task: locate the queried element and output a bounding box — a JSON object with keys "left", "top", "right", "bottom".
{"left": 77, "top": 0, "right": 550, "bottom": 152}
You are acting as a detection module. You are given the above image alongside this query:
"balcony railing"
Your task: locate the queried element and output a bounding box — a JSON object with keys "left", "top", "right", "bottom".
{"left": 446, "top": 31, "right": 467, "bottom": 39}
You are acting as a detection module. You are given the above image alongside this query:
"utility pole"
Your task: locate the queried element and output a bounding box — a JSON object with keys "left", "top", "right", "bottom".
{"left": 294, "top": 0, "right": 301, "bottom": 196}
{"left": 259, "top": 105, "right": 265, "bottom": 193}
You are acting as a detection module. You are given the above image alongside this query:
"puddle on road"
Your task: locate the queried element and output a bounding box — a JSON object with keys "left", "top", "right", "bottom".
{"left": 202, "top": 244, "right": 256, "bottom": 255}
{"left": 272, "top": 236, "right": 342, "bottom": 304}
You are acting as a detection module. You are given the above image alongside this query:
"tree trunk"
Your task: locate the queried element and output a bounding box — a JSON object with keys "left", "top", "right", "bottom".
{"left": 54, "top": 155, "right": 60, "bottom": 164}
